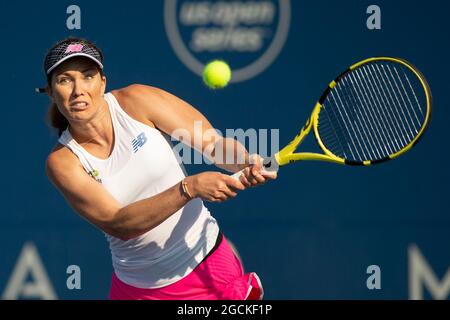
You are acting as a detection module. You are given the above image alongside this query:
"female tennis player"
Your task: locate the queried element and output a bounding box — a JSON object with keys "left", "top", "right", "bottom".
{"left": 41, "top": 37, "right": 276, "bottom": 300}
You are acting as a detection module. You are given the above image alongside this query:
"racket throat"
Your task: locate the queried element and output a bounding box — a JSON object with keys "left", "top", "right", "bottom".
{"left": 287, "top": 153, "right": 344, "bottom": 164}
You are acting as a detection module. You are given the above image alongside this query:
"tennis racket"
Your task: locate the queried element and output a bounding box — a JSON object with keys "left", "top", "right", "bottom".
{"left": 231, "top": 57, "right": 432, "bottom": 180}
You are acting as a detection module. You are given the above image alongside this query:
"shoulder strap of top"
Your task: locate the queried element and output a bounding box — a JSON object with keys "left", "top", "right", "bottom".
{"left": 58, "top": 129, "right": 96, "bottom": 174}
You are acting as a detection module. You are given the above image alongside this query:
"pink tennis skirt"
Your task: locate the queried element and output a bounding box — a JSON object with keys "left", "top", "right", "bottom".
{"left": 109, "top": 233, "right": 263, "bottom": 300}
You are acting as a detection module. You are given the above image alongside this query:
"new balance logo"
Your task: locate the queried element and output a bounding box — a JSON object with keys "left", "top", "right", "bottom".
{"left": 65, "top": 44, "right": 83, "bottom": 53}
{"left": 132, "top": 132, "right": 147, "bottom": 153}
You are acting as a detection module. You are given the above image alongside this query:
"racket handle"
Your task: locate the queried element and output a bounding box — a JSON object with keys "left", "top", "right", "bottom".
{"left": 230, "top": 170, "right": 244, "bottom": 181}
{"left": 230, "top": 159, "right": 277, "bottom": 181}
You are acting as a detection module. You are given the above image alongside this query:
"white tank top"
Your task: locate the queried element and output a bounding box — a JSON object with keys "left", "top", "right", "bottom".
{"left": 58, "top": 92, "right": 219, "bottom": 288}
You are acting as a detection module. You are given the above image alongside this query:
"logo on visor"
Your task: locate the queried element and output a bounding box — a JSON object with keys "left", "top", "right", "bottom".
{"left": 65, "top": 44, "right": 84, "bottom": 53}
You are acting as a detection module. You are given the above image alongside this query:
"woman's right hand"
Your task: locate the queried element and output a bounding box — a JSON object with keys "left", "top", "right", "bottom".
{"left": 184, "top": 172, "right": 246, "bottom": 202}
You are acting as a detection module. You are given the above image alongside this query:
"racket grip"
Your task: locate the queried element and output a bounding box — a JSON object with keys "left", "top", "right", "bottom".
{"left": 230, "top": 159, "right": 277, "bottom": 181}
{"left": 231, "top": 170, "right": 244, "bottom": 181}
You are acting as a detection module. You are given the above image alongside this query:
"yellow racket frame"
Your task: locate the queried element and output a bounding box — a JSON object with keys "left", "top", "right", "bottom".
{"left": 273, "top": 57, "right": 432, "bottom": 167}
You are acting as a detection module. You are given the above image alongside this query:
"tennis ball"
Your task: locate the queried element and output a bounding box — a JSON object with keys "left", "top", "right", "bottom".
{"left": 202, "top": 60, "right": 231, "bottom": 89}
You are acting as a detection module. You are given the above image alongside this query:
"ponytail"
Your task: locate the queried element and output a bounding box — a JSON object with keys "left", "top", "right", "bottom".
{"left": 46, "top": 103, "right": 69, "bottom": 136}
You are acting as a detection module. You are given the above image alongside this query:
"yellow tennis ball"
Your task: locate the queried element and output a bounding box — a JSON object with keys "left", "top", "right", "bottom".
{"left": 203, "top": 60, "right": 231, "bottom": 89}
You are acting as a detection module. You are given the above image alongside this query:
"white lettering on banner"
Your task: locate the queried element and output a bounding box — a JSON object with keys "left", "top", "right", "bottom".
{"left": 164, "top": 0, "right": 291, "bottom": 82}
{"left": 409, "top": 244, "right": 450, "bottom": 300}
{"left": 2, "top": 242, "right": 57, "bottom": 300}
{"left": 180, "top": 2, "right": 275, "bottom": 26}
{"left": 191, "top": 27, "right": 267, "bottom": 52}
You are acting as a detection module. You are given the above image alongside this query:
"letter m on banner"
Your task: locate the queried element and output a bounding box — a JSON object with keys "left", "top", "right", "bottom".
{"left": 409, "top": 244, "right": 450, "bottom": 300}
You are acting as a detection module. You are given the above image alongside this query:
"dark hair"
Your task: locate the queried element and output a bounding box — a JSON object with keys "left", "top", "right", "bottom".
{"left": 44, "top": 37, "right": 105, "bottom": 136}
{"left": 46, "top": 103, "right": 70, "bottom": 137}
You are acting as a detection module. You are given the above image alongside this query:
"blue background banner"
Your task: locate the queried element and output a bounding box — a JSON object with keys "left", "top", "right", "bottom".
{"left": 0, "top": 0, "right": 449, "bottom": 299}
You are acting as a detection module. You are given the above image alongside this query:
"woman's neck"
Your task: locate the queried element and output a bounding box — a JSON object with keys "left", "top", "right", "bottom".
{"left": 68, "top": 99, "right": 113, "bottom": 146}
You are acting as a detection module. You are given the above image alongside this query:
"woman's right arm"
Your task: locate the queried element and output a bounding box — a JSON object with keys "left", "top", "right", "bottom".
{"left": 46, "top": 148, "right": 245, "bottom": 241}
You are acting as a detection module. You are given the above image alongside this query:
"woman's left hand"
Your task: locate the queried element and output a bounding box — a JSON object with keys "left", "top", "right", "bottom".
{"left": 238, "top": 154, "right": 277, "bottom": 187}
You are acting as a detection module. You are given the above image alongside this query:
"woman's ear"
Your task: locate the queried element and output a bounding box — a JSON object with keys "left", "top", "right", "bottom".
{"left": 45, "top": 86, "right": 53, "bottom": 101}
{"left": 101, "top": 75, "right": 107, "bottom": 96}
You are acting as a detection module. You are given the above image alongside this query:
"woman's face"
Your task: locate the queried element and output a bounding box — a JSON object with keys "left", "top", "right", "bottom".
{"left": 48, "top": 57, "right": 106, "bottom": 123}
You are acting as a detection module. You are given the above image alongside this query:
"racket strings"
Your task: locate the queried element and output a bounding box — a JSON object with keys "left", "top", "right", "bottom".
{"left": 351, "top": 69, "right": 394, "bottom": 156}
{"left": 319, "top": 61, "right": 427, "bottom": 162}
